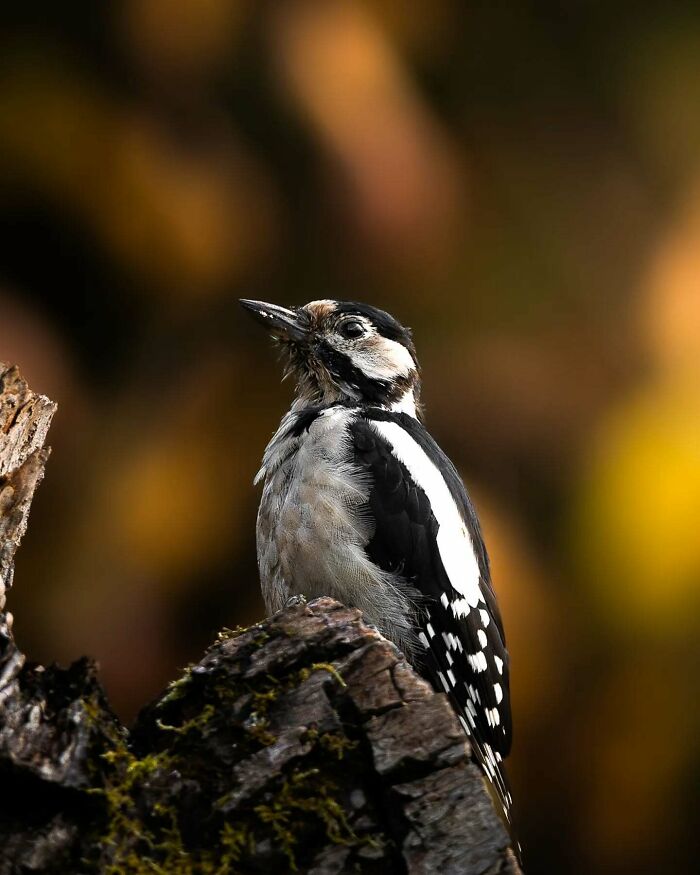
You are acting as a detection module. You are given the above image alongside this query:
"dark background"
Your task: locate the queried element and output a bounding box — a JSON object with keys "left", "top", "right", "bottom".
{"left": 1, "top": 2, "right": 699, "bottom": 873}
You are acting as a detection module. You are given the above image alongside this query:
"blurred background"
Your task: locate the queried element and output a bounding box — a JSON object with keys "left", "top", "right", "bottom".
{"left": 1, "top": 1, "right": 698, "bottom": 872}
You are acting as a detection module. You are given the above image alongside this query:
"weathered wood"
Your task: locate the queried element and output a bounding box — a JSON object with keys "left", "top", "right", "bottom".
{"left": 0, "top": 363, "right": 56, "bottom": 608}
{"left": 0, "top": 364, "right": 522, "bottom": 875}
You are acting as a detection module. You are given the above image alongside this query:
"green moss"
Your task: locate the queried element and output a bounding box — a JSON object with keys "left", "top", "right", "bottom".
{"left": 298, "top": 662, "right": 346, "bottom": 689}
{"left": 93, "top": 732, "right": 365, "bottom": 873}
{"left": 80, "top": 694, "right": 104, "bottom": 724}
{"left": 88, "top": 657, "right": 270, "bottom": 872}
{"left": 253, "top": 766, "right": 358, "bottom": 871}
{"left": 318, "top": 732, "right": 358, "bottom": 760}
{"left": 214, "top": 624, "right": 268, "bottom": 647}
{"left": 216, "top": 626, "right": 247, "bottom": 642}
{"left": 156, "top": 704, "right": 216, "bottom": 736}
{"left": 218, "top": 822, "right": 253, "bottom": 869}
{"left": 158, "top": 664, "right": 195, "bottom": 706}
{"left": 79, "top": 693, "right": 129, "bottom": 784}
{"left": 93, "top": 740, "right": 235, "bottom": 875}
{"left": 84, "top": 636, "right": 378, "bottom": 873}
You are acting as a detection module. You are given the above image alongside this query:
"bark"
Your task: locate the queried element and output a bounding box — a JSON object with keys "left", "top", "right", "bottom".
{"left": 0, "top": 364, "right": 56, "bottom": 607}
{"left": 0, "top": 363, "right": 522, "bottom": 875}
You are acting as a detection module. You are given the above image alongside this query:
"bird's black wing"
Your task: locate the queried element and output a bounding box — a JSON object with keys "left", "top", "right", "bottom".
{"left": 349, "top": 409, "right": 513, "bottom": 821}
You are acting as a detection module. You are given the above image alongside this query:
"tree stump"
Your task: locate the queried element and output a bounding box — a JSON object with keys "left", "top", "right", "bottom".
{"left": 0, "top": 363, "right": 522, "bottom": 874}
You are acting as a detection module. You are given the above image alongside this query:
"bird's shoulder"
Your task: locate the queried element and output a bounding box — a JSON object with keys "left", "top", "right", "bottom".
{"left": 255, "top": 402, "right": 360, "bottom": 484}
{"left": 348, "top": 408, "right": 490, "bottom": 578}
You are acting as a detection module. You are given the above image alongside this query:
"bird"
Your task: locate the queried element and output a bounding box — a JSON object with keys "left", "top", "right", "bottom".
{"left": 241, "top": 297, "right": 515, "bottom": 835}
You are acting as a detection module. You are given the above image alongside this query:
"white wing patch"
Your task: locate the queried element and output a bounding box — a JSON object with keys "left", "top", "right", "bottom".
{"left": 369, "top": 420, "right": 484, "bottom": 611}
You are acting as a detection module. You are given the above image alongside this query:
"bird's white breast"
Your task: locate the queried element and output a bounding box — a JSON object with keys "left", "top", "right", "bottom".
{"left": 255, "top": 406, "right": 418, "bottom": 652}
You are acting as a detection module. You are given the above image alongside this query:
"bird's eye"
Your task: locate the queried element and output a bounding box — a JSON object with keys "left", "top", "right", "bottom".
{"left": 338, "top": 319, "right": 365, "bottom": 339}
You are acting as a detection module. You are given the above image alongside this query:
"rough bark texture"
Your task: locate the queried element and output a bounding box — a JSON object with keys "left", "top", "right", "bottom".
{"left": 0, "top": 363, "right": 522, "bottom": 875}
{"left": 0, "top": 364, "right": 56, "bottom": 608}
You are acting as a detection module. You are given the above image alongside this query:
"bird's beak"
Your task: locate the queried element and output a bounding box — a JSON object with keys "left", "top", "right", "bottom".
{"left": 239, "top": 299, "right": 309, "bottom": 343}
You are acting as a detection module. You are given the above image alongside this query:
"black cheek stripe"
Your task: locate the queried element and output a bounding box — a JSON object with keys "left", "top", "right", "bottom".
{"left": 316, "top": 342, "right": 401, "bottom": 406}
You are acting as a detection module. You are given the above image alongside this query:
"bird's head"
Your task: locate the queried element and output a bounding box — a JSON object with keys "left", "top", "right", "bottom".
{"left": 241, "top": 298, "right": 421, "bottom": 417}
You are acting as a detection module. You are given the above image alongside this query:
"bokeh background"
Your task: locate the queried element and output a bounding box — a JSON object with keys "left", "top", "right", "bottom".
{"left": 1, "top": 2, "right": 699, "bottom": 872}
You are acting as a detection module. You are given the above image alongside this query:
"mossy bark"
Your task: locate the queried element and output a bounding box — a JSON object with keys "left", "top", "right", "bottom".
{"left": 0, "top": 364, "right": 522, "bottom": 875}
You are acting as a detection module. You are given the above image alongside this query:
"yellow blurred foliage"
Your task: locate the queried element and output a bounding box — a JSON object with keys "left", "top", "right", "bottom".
{"left": 574, "top": 383, "right": 700, "bottom": 631}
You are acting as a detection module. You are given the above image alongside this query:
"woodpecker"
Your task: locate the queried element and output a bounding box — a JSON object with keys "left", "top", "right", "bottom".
{"left": 241, "top": 298, "right": 515, "bottom": 830}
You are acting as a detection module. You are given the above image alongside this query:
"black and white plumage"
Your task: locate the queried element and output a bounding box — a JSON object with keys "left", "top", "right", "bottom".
{"left": 241, "top": 297, "right": 515, "bottom": 829}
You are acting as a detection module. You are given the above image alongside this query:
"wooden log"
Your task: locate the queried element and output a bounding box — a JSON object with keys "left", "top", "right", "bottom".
{"left": 0, "top": 363, "right": 56, "bottom": 609}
